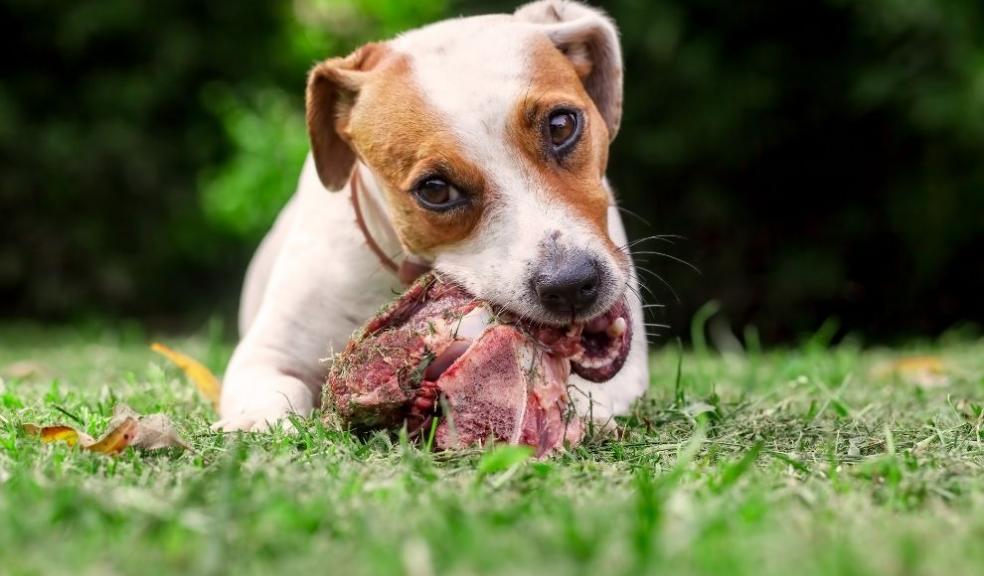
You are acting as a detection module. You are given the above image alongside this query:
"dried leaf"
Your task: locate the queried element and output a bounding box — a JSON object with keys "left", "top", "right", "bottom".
{"left": 108, "top": 404, "right": 189, "bottom": 451}
{"left": 86, "top": 417, "right": 139, "bottom": 454}
{"left": 22, "top": 404, "right": 189, "bottom": 455}
{"left": 23, "top": 419, "right": 134, "bottom": 453}
{"left": 133, "top": 414, "right": 190, "bottom": 450}
{"left": 21, "top": 423, "right": 93, "bottom": 446}
{"left": 151, "top": 342, "right": 221, "bottom": 407}
{"left": 111, "top": 403, "right": 141, "bottom": 422}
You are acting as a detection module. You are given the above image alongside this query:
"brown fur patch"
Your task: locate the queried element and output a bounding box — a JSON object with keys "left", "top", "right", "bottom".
{"left": 307, "top": 43, "right": 390, "bottom": 191}
{"left": 311, "top": 34, "right": 620, "bottom": 264}
{"left": 508, "top": 37, "right": 620, "bottom": 258}
{"left": 345, "top": 55, "right": 488, "bottom": 255}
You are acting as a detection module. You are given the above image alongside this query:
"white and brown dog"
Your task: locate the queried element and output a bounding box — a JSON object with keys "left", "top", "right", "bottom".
{"left": 215, "top": 0, "right": 650, "bottom": 432}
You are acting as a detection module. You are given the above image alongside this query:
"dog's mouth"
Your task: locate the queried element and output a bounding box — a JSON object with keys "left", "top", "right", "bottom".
{"left": 519, "top": 298, "right": 633, "bottom": 383}
{"left": 430, "top": 297, "right": 633, "bottom": 384}
{"left": 569, "top": 299, "right": 633, "bottom": 382}
{"left": 406, "top": 273, "right": 633, "bottom": 384}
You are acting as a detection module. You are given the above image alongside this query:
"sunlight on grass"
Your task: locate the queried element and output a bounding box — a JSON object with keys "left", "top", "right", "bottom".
{"left": 0, "top": 324, "right": 982, "bottom": 575}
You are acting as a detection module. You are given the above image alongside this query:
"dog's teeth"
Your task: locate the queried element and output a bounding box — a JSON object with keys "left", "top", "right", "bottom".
{"left": 579, "top": 356, "right": 602, "bottom": 368}
{"left": 607, "top": 317, "right": 627, "bottom": 337}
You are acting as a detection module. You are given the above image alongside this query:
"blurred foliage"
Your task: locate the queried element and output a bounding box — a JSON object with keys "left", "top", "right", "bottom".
{"left": 200, "top": 0, "right": 448, "bottom": 241}
{"left": 1, "top": 0, "right": 981, "bottom": 342}
{"left": 594, "top": 0, "right": 984, "bottom": 340}
{"left": 0, "top": 0, "right": 445, "bottom": 323}
{"left": 198, "top": 87, "right": 309, "bottom": 239}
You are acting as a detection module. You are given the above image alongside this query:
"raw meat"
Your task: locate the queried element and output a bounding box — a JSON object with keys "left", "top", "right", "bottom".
{"left": 325, "top": 274, "right": 631, "bottom": 455}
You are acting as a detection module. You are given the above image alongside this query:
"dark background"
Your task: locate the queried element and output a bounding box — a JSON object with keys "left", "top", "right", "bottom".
{"left": 2, "top": 0, "right": 981, "bottom": 344}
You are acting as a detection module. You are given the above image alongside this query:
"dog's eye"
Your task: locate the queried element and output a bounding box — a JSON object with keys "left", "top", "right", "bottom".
{"left": 413, "top": 177, "right": 465, "bottom": 211}
{"left": 546, "top": 109, "right": 582, "bottom": 156}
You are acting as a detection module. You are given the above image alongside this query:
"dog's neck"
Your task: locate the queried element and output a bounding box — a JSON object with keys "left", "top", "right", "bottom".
{"left": 351, "top": 162, "right": 431, "bottom": 284}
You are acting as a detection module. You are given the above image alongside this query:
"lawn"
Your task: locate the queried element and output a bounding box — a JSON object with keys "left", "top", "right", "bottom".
{"left": 1, "top": 322, "right": 983, "bottom": 576}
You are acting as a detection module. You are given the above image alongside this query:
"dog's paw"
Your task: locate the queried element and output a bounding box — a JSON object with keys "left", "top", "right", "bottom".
{"left": 214, "top": 374, "right": 315, "bottom": 434}
{"left": 211, "top": 408, "right": 302, "bottom": 434}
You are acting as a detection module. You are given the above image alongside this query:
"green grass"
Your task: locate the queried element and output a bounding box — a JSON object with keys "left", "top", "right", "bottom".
{"left": 1, "top": 322, "right": 983, "bottom": 576}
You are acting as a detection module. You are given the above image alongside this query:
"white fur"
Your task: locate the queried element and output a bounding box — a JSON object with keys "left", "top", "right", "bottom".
{"left": 214, "top": 159, "right": 403, "bottom": 431}
{"left": 217, "top": 1, "right": 650, "bottom": 432}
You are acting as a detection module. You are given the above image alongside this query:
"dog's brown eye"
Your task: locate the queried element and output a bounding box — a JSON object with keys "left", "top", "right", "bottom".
{"left": 546, "top": 109, "right": 582, "bottom": 156}
{"left": 413, "top": 177, "right": 465, "bottom": 211}
{"left": 419, "top": 179, "right": 450, "bottom": 204}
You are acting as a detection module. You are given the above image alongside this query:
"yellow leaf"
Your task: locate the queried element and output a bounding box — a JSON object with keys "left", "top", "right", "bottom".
{"left": 22, "top": 423, "right": 91, "bottom": 446}
{"left": 23, "top": 405, "right": 188, "bottom": 455}
{"left": 151, "top": 342, "right": 221, "bottom": 408}
{"left": 86, "top": 417, "right": 139, "bottom": 454}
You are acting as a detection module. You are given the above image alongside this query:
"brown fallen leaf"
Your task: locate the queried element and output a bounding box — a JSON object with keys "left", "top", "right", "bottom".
{"left": 111, "top": 404, "right": 190, "bottom": 451}
{"left": 150, "top": 342, "right": 221, "bottom": 408}
{"left": 22, "top": 403, "right": 189, "bottom": 454}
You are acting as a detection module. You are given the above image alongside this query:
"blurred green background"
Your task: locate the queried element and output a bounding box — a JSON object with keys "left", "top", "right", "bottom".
{"left": 1, "top": 0, "right": 981, "bottom": 344}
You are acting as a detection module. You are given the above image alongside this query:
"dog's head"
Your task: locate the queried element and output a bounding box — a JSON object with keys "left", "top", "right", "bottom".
{"left": 307, "top": 0, "right": 626, "bottom": 327}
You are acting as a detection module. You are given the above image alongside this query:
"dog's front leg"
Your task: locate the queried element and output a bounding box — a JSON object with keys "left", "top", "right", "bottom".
{"left": 215, "top": 286, "right": 346, "bottom": 431}
{"left": 215, "top": 243, "right": 396, "bottom": 432}
{"left": 214, "top": 270, "right": 346, "bottom": 432}
{"left": 214, "top": 341, "right": 319, "bottom": 433}
{"left": 214, "top": 160, "right": 400, "bottom": 432}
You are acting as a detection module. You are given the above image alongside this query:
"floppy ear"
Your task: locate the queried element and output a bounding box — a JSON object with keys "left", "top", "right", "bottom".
{"left": 515, "top": 1, "right": 623, "bottom": 140}
{"left": 306, "top": 43, "right": 386, "bottom": 191}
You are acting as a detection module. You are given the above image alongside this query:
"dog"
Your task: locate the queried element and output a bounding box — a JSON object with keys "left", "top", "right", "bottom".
{"left": 214, "top": 0, "right": 650, "bottom": 432}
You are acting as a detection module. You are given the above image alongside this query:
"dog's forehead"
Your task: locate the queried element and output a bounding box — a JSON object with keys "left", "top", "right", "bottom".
{"left": 390, "top": 15, "right": 544, "bottom": 139}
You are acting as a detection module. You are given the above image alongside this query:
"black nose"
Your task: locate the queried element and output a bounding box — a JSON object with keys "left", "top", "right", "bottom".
{"left": 534, "top": 252, "right": 601, "bottom": 315}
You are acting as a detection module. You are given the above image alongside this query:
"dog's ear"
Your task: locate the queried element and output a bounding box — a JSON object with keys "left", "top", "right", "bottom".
{"left": 515, "top": 1, "right": 623, "bottom": 140}
{"left": 306, "top": 43, "right": 386, "bottom": 191}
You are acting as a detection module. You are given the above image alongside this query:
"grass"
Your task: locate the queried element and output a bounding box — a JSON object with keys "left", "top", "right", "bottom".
{"left": 1, "top": 321, "right": 983, "bottom": 576}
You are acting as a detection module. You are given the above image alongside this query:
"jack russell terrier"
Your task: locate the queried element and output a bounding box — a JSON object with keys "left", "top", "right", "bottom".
{"left": 214, "top": 0, "right": 650, "bottom": 432}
